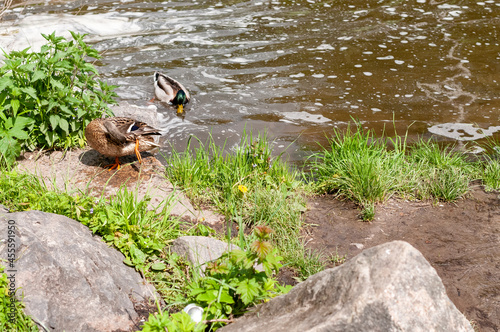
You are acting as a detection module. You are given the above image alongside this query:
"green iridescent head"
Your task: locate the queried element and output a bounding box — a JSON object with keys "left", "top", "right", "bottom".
{"left": 173, "top": 90, "right": 187, "bottom": 106}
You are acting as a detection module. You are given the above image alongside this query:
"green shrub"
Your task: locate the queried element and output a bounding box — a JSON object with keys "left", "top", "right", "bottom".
{"left": 188, "top": 226, "right": 290, "bottom": 329}
{"left": 0, "top": 31, "right": 117, "bottom": 166}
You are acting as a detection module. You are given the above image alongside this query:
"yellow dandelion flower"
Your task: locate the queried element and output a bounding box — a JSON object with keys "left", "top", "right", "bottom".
{"left": 238, "top": 185, "right": 248, "bottom": 193}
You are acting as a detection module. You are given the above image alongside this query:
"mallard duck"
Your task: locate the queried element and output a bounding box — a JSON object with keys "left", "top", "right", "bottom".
{"left": 154, "top": 71, "right": 190, "bottom": 114}
{"left": 85, "top": 117, "right": 161, "bottom": 170}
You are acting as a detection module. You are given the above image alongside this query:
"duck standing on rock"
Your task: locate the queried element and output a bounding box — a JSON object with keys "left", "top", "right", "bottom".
{"left": 154, "top": 71, "right": 190, "bottom": 114}
{"left": 85, "top": 117, "right": 162, "bottom": 170}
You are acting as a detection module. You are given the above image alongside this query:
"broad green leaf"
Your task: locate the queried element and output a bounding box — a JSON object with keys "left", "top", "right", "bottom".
{"left": 19, "top": 62, "right": 36, "bottom": 72}
{"left": 150, "top": 262, "right": 167, "bottom": 271}
{"left": 130, "top": 244, "right": 147, "bottom": 265}
{"left": 21, "top": 86, "right": 37, "bottom": 100}
{"left": 196, "top": 290, "right": 218, "bottom": 303}
{"left": 189, "top": 287, "right": 206, "bottom": 297}
{"left": 47, "top": 99, "right": 58, "bottom": 112}
{"left": 236, "top": 278, "right": 260, "bottom": 305}
{"left": 0, "top": 91, "right": 8, "bottom": 107}
{"left": 10, "top": 99, "right": 20, "bottom": 115}
{"left": 229, "top": 249, "right": 246, "bottom": 264}
{"left": 10, "top": 87, "right": 20, "bottom": 97}
{"left": 39, "top": 121, "right": 48, "bottom": 134}
{"left": 58, "top": 118, "right": 69, "bottom": 135}
{"left": 77, "top": 108, "right": 85, "bottom": 118}
{"left": 59, "top": 104, "right": 72, "bottom": 115}
{"left": 67, "top": 96, "right": 80, "bottom": 104}
{"left": 31, "top": 70, "right": 47, "bottom": 82}
{"left": 49, "top": 114, "right": 60, "bottom": 130}
{"left": 0, "top": 136, "right": 21, "bottom": 167}
{"left": 218, "top": 291, "right": 235, "bottom": 304}
{"left": 123, "top": 258, "right": 134, "bottom": 267}
{"left": 49, "top": 77, "right": 64, "bottom": 90}
{"left": 10, "top": 116, "right": 32, "bottom": 140}
{"left": 53, "top": 51, "right": 68, "bottom": 62}
{"left": 9, "top": 128, "right": 29, "bottom": 140}
{"left": 0, "top": 76, "right": 12, "bottom": 92}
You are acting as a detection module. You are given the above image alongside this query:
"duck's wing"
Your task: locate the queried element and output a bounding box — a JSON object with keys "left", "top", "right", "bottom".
{"left": 102, "top": 119, "right": 129, "bottom": 145}
{"left": 115, "top": 117, "right": 161, "bottom": 136}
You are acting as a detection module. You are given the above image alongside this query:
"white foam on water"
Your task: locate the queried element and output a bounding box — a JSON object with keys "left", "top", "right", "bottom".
{"left": 201, "top": 71, "right": 238, "bottom": 82}
{"left": 229, "top": 57, "right": 250, "bottom": 63}
{"left": 428, "top": 123, "right": 500, "bottom": 141}
{"left": 0, "top": 13, "right": 141, "bottom": 56}
{"left": 281, "top": 111, "right": 331, "bottom": 124}
{"left": 315, "top": 44, "right": 334, "bottom": 50}
{"left": 377, "top": 55, "right": 395, "bottom": 60}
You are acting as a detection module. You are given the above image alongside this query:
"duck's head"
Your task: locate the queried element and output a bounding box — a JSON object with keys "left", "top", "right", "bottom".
{"left": 173, "top": 90, "right": 188, "bottom": 113}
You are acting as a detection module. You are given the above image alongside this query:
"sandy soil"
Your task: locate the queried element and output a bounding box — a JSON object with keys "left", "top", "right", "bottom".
{"left": 303, "top": 186, "right": 500, "bottom": 332}
{"left": 17, "top": 149, "right": 222, "bottom": 224}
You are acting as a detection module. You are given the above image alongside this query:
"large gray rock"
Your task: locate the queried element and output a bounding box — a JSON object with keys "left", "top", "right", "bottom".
{"left": 0, "top": 211, "right": 156, "bottom": 332}
{"left": 171, "top": 236, "right": 240, "bottom": 273}
{"left": 220, "top": 241, "right": 473, "bottom": 332}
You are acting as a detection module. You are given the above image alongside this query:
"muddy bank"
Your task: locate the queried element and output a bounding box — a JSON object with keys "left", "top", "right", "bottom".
{"left": 304, "top": 187, "right": 500, "bottom": 332}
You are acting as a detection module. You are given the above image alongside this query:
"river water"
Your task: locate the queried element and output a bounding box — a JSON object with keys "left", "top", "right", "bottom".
{"left": 1, "top": 0, "right": 499, "bottom": 162}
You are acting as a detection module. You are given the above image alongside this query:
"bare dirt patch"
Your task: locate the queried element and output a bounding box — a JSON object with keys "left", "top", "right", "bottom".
{"left": 16, "top": 148, "right": 223, "bottom": 224}
{"left": 303, "top": 186, "right": 500, "bottom": 332}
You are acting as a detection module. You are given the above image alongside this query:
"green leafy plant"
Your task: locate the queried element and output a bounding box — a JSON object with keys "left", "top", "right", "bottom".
{"left": 0, "top": 115, "right": 32, "bottom": 167}
{"left": 0, "top": 31, "right": 117, "bottom": 166}
{"left": 141, "top": 310, "right": 206, "bottom": 332}
{"left": 188, "top": 225, "right": 291, "bottom": 330}
{"left": 140, "top": 226, "right": 291, "bottom": 332}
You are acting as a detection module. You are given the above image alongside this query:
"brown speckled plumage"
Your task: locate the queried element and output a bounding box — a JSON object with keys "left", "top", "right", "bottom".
{"left": 85, "top": 117, "right": 161, "bottom": 169}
